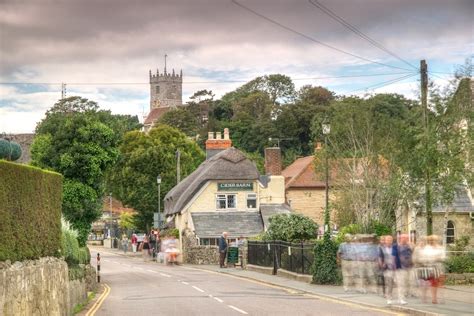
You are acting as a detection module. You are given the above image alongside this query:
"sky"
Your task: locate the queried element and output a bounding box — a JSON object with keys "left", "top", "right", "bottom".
{"left": 0, "top": 0, "right": 472, "bottom": 133}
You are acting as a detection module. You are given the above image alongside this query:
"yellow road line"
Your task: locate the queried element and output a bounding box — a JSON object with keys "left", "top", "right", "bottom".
{"left": 85, "top": 284, "right": 111, "bottom": 316}
{"left": 184, "top": 266, "right": 404, "bottom": 316}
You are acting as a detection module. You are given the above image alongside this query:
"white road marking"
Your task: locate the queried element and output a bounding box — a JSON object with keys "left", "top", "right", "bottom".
{"left": 160, "top": 273, "right": 171, "bottom": 278}
{"left": 192, "top": 286, "right": 205, "bottom": 293}
{"left": 112, "top": 261, "right": 119, "bottom": 264}
{"left": 214, "top": 297, "right": 224, "bottom": 303}
{"left": 181, "top": 281, "right": 189, "bottom": 285}
{"left": 147, "top": 270, "right": 158, "bottom": 273}
{"left": 228, "top": 305, "right": 248, "bottom": 314}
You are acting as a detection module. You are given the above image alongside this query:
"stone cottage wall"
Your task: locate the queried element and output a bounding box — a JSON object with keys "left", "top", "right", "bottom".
{"left": 0, "top": 257, "right": 69, "bottom": 316}
{"left": 0, "top": 257, "right": 95, "bottom": 316}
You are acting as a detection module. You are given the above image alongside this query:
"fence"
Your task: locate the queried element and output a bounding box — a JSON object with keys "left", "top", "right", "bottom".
{"left": 247, "top": 240, "right": 316, "bottom": 275}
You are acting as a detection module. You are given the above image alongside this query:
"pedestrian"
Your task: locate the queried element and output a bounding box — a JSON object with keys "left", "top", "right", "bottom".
{"left": 218, "top": 232, "right": 228, "bottom": 268}
{"left": 131, "top": 233, "right": 138, "bottom": 253}
{"left": 121, "top": 234, "right": 129, "bottom": 254}
{"left": 142, "top": 234, "right": 151, "bottom": 260}
{"left": 379, "top": 235, "right": 396, "bottom": 305}
{"left": 376, "top": 235, "right": 386, "bottom": 296}
{"left": 149, "top": 230, "right": 157, "bottom": 261}
{"left": 392, "top": 234, "right": 413, "bottom": 305}
{"left": 337, "top": 234, "right": 356, "bottom": 292}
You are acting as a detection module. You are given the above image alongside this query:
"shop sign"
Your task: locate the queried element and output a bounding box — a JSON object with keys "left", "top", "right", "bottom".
{"left": 218, "top": 182, "right": 253, "bottom": 191}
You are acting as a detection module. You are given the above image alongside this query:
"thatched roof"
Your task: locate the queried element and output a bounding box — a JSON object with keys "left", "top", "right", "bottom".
{"left": 164, "top": 147, "right": 259, "bottom": 216}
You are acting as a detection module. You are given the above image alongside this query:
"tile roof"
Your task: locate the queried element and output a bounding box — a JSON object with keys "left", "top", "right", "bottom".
{"left": 191, "top": 211, "right": 264, "bottom": 238}
{"left": 282, "top": 156, "right": 326, "bottom": 189}
{"left": 260, "top": 203, "right": 291, "bottom": 230}
{"left": 144, "top": 107, "right": 172, "bottom": 125}
{"left": 433, "top": 185, "right": 474, "bottom": 213}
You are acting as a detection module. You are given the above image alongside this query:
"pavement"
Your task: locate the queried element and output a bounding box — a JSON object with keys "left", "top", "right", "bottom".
{"left": 92, "top": 246, "right": 474, "bottom": 316}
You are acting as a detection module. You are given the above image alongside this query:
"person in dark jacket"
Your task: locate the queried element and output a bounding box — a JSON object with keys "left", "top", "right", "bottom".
{"left": 218, "top": 232, "right": 228, "bottom": 268}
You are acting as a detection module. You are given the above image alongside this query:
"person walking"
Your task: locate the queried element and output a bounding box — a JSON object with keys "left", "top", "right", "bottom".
{"left": 121, "top": 234, "right": 129, "bottom": 254}
{"left": 218, "top": 232, "right": 228, "bottom": 268}
{"left": 392, "top": 234, "right": 413, "bottom": 305}
{"left": 142, "top": 234, "right": 150, "bottom": 261}
{"left": 379, "top": 235, "right": 396, "bottom": 305}
{"left": 131, "top": 233, "right": 138, "bottom": 253}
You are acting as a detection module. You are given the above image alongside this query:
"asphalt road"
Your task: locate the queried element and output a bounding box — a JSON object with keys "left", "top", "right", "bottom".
{"left": 90, "top": 250, "right": 393, "bottom": 316}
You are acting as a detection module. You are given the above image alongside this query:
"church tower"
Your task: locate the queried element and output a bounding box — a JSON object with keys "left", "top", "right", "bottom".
{"left": 149, "top": 67, "right": 183, "bottom": 109}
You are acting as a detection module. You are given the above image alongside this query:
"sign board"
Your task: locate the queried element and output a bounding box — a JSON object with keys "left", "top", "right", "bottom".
{"left": 227, "top": 247, "right": 239, "bottom": 264}
{"left": 218, "top": 182, "right": 253, "bottom": 191}
{"left": 153, "top": 212, "right": 159, "bottom": 228}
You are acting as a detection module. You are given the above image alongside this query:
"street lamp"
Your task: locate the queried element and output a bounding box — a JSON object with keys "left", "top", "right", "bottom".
{"left": 322, "top": 118, "right": 331, "bottom": 237}
{"left": 157, "top": 175, "right": 161, "bottom": 230}
{"left": 109, "top": 192, "right": 113, "bottom": 248}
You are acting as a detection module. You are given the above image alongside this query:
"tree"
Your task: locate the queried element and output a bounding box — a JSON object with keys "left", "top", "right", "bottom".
{"left": 264, "top": 213, "right": 318, "bottom": 242}
{"left": 158, "top": 107, "right": 200, "bottom": 137}
{"left": 31, "top": 96, "right": 140, "bottom": 244}
{"left": 119, "top": 212, "right": 136, "bottom": 233}
{"left": 107, "top": 124, "right": 205, "bottom": 230}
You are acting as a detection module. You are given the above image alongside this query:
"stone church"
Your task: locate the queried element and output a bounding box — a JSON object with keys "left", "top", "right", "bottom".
{"left": 143, "top": 66, "right": 183, "bottom": 132}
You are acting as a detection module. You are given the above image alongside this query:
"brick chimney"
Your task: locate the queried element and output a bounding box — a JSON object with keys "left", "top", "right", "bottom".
{"left": 205, "top": 128, "right": 232, "bottom": 159}
{"left": 264, "top": 147, "right": 282, "bottom": 175}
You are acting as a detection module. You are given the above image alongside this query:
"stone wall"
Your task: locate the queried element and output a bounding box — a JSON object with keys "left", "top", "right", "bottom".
{"left": 0, "top": 257, "right": 69, "bottom": 316}
{"left": 185, "top": 246, "right": 220, "bottom": 265}
{"left": 0, "top": 258, "right": 95, "bottom": 316}
{"left": 416, "top": 213, "right": 474, "bottom": 248}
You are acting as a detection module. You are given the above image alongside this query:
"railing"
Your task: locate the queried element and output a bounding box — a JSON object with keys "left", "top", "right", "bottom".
{"left": 247, "top": 240, "right": 316, "bottom": 275}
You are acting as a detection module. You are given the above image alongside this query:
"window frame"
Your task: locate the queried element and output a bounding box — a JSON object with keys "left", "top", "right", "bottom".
{"left": 246, "top": 193, "right": 257, "bottom": 209}
{"left": 216, "top": 193, "right": 237, "bottom": 210}
{"left": 446, "top": 220, "right": 455, "bottom": 244}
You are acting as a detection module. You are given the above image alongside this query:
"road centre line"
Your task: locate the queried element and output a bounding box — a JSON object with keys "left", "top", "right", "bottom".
{"left": 192, "top": 286, "right": 205, "bottom": 293}
{"left": 147, "top": 269, "right": 158, "bottom": 273}
{"left": 228, "top": 305, "right": 248, "bottom": 315}
{"left": 160, "top": 272, "right": 171, "bottom": 277}
{"left": 181, "top": 281, "right": 189, "bottom": 285}
{"left": 214, "top": 297, "right": 224, "bottom": 303}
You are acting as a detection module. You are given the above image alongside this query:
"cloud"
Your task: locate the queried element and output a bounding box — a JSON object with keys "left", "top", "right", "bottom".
{"left": 0, "top": 0, "right": 471, "bottom": 133}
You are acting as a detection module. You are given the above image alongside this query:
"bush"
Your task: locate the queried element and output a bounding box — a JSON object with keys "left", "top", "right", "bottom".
{"left": 312, "top": 235, "right": 341, "bottom": 285}
{"left": 265, "top": 213, "right": 318, "bottom": 242}
{"left": 367, "top": 221, "right": 392, "bottom": 237}
{"left": 335, "top": 224, "right": 362, "bottom": 244}
{"left": 445, "top": 253, "right": 474, "bottom": 273}
{"left": 61, "top": 218, "right": 91, "bottom": 265}
{"left": 0, "top": 139, "right": 22, "bottom": 161}
{"left": 160, "top": 228, "right": 179, "bottom": 239}
{"left": 0, "top": 161, "right": 62, "bottom": 261}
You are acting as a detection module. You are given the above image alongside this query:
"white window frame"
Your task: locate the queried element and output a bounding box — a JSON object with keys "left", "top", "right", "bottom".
{"left": 216, "top": 193, "right": 237, "bottom": 210}
{"left": 446, "top": 220, "right": 455, "bottom": 244}
{"left": 246, "top": 193, "right": 257, "bottom": 209}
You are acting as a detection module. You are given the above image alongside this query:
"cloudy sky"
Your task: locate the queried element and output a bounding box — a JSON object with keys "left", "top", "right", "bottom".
{"left": 0, "top": 0, "right": 472, "bottom": 133}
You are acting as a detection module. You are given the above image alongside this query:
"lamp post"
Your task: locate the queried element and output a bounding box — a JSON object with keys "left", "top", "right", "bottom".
{"left": 109, "top": 192, "right": 113, "bottom": 248}
{"left": 157, "top": 175, "right": 161, "bottom": 229}
{"left": 322, "top": 118, "right": 331, "bottom": 237}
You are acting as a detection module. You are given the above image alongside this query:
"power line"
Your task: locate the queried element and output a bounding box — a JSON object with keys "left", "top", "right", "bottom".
{"left": 308, "top": 0, "right": 418, "bottom": 70}
{"left": 231, "top": 0, "right": 413, "bottom": 72}
{"left": 345, "top": 73, "right": 418, "bottom": 94}
{"left": 0, "top": 72, "right": 414, "bottom": 86}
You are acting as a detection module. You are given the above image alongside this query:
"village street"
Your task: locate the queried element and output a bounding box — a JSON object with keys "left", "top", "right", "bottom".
{"left": 87, "top": 249, "right": 392, "bottom": 316}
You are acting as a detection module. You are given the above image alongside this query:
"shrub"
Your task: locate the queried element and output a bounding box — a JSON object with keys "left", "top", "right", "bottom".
{"left": 445, "top": 253, "right": 474, "bottom": 273}
{"left": 0, "top": 161, "right": 62, "bottom": 261}
{"left": 265, "top": 213, "right": 318, "bottom": 242}
{"left": 61, "top": 218, "right": 91, "bottom": 265}
{"left": 160, "top": 228, "right": 179, "bottom": 239}
{"left": 312, "top": 235, "right": 341, "bottom": 285}
{"left": 0, "top": 139, "right": 22, "bottom": 161}
{"left": 335, "top": 224, "right": 362, "bottom": 244}
{"left": 367, "top": 221, "right": 392, "bottom": 236}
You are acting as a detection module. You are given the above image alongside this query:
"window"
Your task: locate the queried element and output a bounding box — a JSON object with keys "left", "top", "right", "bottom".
{"left": 199, "top": 238, "right": 218, "bottom": 246}
{"left": 247, "top": 193, "right": 257, "bottom": 209}
{"left": 446, "top": 220, "right": 455, "bottom": 244}
{"left": 216, "top": 194, "right": 236, "bottom": 209}
{"left": 155, "top": 85, "right": 160, "bottom": 93}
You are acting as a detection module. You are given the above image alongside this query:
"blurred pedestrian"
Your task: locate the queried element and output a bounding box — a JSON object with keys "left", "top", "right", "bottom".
{"left": 376, "top": 236, "right": 386, "bottom": 296}
{"left": 131, "top": 233, "right": 138, "bottom": 253}
{"left": 218, "top": 232, "right": 228, "bottom": 268}
{"left": 392, "top": 234, "right": 413, "bottom": 305}
{"left": 142, "top": 234, "right": 150, "bottom": 261}
{"left": 121, "top": 234, "right": 129, "bottom": 254}
{"left": 337, "top": 234, "right": 355, "bottom": 292}
{"left": 379, "top": 235, "right": 395, "bottom": 304}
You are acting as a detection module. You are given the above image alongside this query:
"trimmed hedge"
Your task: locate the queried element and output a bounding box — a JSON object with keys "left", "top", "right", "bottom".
{"left": 0, "top": 160, "right": 62, "bottom": 261}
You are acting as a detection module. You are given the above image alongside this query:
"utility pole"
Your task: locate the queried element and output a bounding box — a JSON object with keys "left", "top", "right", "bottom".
{"left": 420, "top": 60, "right": 433, "bottom": 236}
{"left": 176, "top": 149, "right": 181, "bottom": 184}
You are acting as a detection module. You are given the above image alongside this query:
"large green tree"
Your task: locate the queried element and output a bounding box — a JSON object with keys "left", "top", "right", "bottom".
{"left": 31, "top": 96, "right": 140, "bottom": 244}
{"left": 107, "top": 124, "right": 205, "bottom": 230}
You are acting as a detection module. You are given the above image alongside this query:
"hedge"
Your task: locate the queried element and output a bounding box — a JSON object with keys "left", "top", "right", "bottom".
{"left": 0, "top": 160, "right": 63, "bottom": 261}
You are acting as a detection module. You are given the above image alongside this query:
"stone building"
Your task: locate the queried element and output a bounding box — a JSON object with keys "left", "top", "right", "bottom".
{"left": 163, "top": 129, "right": 289, "bottom": 262}
{"left": 143, "top": 67, "right": 183, "bottom": 132}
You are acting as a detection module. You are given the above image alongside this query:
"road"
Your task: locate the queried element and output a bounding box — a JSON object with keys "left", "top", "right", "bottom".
{"left": 89, "top": 249, "right": 394, "bottom": 316}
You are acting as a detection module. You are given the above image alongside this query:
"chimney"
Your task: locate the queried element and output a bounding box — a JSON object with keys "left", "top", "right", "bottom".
{"left": 205, "top": 128, "right": 232, "bottom": 159}
{"left": 264, "top": 147, "right": 282, "bottom": 175}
